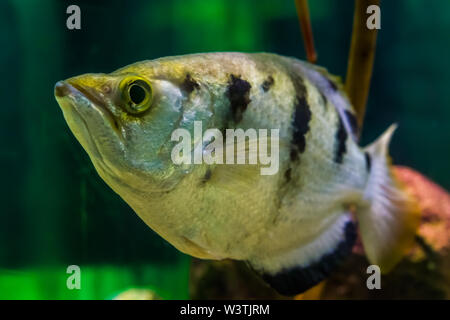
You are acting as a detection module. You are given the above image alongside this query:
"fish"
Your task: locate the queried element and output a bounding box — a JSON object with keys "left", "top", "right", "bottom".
{"left": 54, "top": 52, "right": 420, "bottom": 295}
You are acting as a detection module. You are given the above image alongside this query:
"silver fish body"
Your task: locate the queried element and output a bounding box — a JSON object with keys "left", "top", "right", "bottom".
{"left": 55, "top": 53, "right": 419, "bottom": 295}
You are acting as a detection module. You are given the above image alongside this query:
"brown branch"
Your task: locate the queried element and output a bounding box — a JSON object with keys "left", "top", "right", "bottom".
{"left": 295, "top": 0, "right": 317, "bottom": 63}
{"left": 345, "top": 0, "right": 380, "bottom": 130}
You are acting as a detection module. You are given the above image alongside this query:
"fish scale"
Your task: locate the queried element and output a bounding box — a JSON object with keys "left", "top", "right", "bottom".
{"left": 55, "top": 52, "right": 420, "bottom": 296}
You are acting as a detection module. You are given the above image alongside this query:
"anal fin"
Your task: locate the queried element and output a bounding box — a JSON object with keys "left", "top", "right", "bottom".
{"left": 249, "top": 214, "right": 356, "bottom": 296}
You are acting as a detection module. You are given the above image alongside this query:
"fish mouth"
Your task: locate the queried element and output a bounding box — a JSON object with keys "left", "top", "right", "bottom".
{"left": 54, "top": 80, "right": 121, "bottom": 137}
{"left": 55, "top": 80, "right": 125, "bottom": 176}
{"left": 55, "top": 80, "right": 172, "bottom": 195}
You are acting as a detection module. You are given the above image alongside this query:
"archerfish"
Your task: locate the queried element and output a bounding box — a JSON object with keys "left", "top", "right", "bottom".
{"left": 54, "top": 52, "right": 420, "bottom": 295}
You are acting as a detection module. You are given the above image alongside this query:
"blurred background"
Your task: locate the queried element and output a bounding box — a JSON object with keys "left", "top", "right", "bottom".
{"left": 0, "top": 0, "right": 448, "bottom": 299}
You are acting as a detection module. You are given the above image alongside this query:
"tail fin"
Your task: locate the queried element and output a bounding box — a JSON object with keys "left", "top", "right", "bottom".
{"left": 358, "top": 124, "right": 421, "bottom": 273}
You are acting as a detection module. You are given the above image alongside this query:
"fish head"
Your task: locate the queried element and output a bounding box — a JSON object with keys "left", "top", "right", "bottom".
{"left": 54, "top": 65, "right": 192, "bottom": 195}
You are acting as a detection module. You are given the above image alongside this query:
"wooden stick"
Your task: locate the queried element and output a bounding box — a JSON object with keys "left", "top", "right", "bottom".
{"left": 345, "top": 0, "right": 380, "bottom": 130}
{"left": 295, "top": 0, "right": 317, "bottom": 63}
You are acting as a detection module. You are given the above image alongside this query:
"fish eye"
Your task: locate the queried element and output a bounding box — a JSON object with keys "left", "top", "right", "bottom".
{"left": 129, "top": 83, "right": 146, "bottom": 105}
{"left": 120, "top": 76, "right": 153, "bottom": 114}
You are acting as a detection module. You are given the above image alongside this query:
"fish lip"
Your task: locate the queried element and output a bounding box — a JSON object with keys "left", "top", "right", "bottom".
{"left": 55, "top": 80, "right": 122, "bottom": 139}
{"left": 55, "top": 81, "right": 176, "bottom": 194}
{"left": 55, "top": 81, "right": 125, "bottom": 180}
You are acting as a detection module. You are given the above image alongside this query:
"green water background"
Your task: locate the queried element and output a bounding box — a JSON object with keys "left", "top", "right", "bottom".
{"left": 0, "top": 0, "right": 448, "bottom": 299}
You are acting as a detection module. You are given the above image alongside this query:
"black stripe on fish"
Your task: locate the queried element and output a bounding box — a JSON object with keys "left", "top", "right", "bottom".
{"left": 290, "top": 73, "right": 307, "bottom": 97}
{"left": 226, "top": 74, "right": 251, "bottom": 123}
{"left": 364, "top": 152, "right": 372, "bottom": 172}
{"left": 180, "top": 73, "right": 200, "bottom": 93}
{"left": 260, "top": 221, "right": 356, "bottom": 296}
{"left": 290, "top": 150, "right": 298, "bottom": 162}
{"left": 284, "top": 168, "right": 292, "bottom": 183}
{"left": 290, "top": 96, "right": 312, "bottom": 161}
{"left": 344, "top": 110, "right": 359, "bottom": 137}
{"left": 261, "top": 75, "right": 274, "bottom": 92}
{"left": 334, "top": 115, "right": 348, "bottom": 164}
{"left": 320, "top": 91, "right": 328, "bottom": 107}
{"left": 326, "top": 77, "right": 338, "bottom": 91}
{"left": 200, "top": 168, "right": 212, "bottom": 185}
